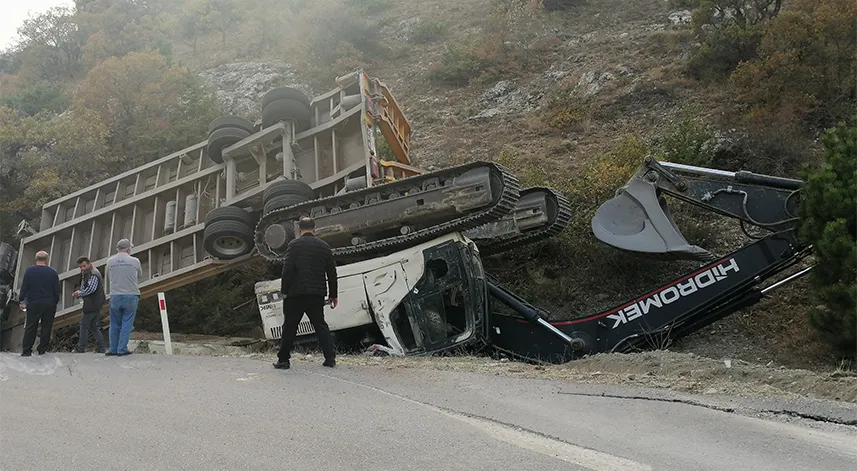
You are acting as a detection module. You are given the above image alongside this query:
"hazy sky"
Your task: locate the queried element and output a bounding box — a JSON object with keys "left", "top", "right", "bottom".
{"left": 1, "top": 0, "right": 74, "bottom": 49}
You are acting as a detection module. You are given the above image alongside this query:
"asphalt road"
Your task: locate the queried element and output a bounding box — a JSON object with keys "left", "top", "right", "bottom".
{"left": 1, "top": 353, "right": 855, "bottom": 471}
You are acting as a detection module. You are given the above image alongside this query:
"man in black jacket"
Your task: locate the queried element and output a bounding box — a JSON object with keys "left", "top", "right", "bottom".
{"left": 73, "top": 256, "right": 106, "bottom": 353}
{"left": 273, "top": 217, "right": 338, "bottom": 370}
{"left": 18, "top": 251, "right": 60, "bottom": 356}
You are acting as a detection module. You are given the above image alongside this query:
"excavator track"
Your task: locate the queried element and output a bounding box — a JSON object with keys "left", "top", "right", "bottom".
{"left": 471, "top": 187, "right": 573, "bottom": 256}
{"left": 255, "top": 162, "right": 520, "bottom": 261}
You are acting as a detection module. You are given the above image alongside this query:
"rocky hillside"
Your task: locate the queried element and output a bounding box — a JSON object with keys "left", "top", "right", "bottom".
{"left": 1, "top": 0, "right": 853, "bottom": 369}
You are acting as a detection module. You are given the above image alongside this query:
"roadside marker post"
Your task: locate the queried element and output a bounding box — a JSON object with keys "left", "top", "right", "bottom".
{"left": 157, "top": 292, "right": 173, "bottom": 355}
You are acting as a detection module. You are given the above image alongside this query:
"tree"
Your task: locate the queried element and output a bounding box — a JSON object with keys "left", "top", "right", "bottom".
{"left": 15, "top": 6, "right": 85, "bottom": 79}
{"left": 179, "top": 10, "right": 206, "bottom": 54}
{"left": 731, "top": 0, "right": 857, "bottom": 127}
{"left": 198, "top": 0, "right": 241, "bottom": 47}
{"left": 798, "top": 118, "right": 857, "bottom": 358}
{"left": 687, "top": 0, "right": 783, "bottom": 79}
{"left": 76, "top": 0, "right": 173, "bottom": 68}
{"left": 0, "top": 107, "right": 109, "bottom": 241}
{"left": 75, "top": 50, "right": 221, "bottom": 166}
{"left": 0, "top": 82, "right": 70, "bottom": 116}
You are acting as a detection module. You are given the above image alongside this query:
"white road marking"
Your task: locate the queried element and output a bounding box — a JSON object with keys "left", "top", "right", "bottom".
{"left": 454, "top": 412, "right": 652, "bottom": 471}
{"left": 317, "top": 371, "right": 652, "bottom": 471}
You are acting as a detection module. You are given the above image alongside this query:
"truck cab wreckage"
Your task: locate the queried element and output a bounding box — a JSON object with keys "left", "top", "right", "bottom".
{"left": 0, "top": 71, "right": 811, "bottom": 363}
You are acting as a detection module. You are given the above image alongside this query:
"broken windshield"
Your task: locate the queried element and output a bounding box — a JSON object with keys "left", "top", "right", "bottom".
{"left": 390, "top": 240, "right": 481, "bottom": 353}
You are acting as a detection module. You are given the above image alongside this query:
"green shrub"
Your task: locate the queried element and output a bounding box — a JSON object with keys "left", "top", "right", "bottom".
{"left": 686, "top": 0, "right": 783, "bottom": 80}
{"left": 539, "top": 102, "right": 592, "bottom": 133}
{"left": 658, "top": 108, "right": 717, "bottom": 166}
{"left": 409, "top": 20, "right": 447, "bottom": 44}
{"left": 375, "top": 135, "right": 394, "bottom": 161}
{"left": 798, "top": 118, "right": 857, "bottom": 358}
{"left": 542, "top": 0, "right": 585, "bottom": 11}
{"left": 669, "top": 0, "right": 702, "bottom": 7}
{"left": 1, "top": 82, "right": 70, "bottom": 116}
{"left": 429, "top": 44, "right": 486, "bottom": 85}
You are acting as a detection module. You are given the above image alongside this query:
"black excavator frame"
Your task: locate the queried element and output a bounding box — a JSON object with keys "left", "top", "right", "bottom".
{"left": 488, "top": 230, "right": 810, "bottom": 363}
{"left": 255, "top": 161, "right": 520, "bottom": 261}
{"left": 483, "top": 159, "right": 813, "bottom": 363}
{"left": 465, "top": 187, "right": 573, "bottom": 256}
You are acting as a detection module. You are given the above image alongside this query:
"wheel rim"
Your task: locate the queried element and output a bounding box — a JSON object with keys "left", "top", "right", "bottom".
{"left": 214, "top": 235, "right": 249, "bottom": 256}
{"left": 264, "top": 224, "right": 291, "bottom": 250}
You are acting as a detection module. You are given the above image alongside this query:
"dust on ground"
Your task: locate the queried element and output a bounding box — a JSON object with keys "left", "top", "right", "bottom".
{"left": 258, "top": 350, "right": 857, "bottom": 404}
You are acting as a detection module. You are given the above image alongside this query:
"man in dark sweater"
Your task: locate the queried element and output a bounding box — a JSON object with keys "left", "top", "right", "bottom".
{"left": 18, "top": 251, "right": 60, "bottom": 356}
{"left": 273, "top": 217, "right": 338, "bottom": 370}
{"left": 73, "top": 256, "right": 106, "bottom": 353}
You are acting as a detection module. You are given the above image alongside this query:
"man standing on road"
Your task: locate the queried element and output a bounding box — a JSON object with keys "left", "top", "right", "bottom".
{"left": 106, "top": 239, "right": 142, "bottom": 356}
{"left": 72, "top": 256, "right": 106, "bottom": 353}
{"left": 273, "top": 217, "right": 338, "bottom": 370}
{"left": 18, "top": 251, "right": 60, "bottom": 356}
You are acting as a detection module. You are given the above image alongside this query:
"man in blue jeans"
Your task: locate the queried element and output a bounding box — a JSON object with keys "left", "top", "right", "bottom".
{"left": 106, "top": 239, "right": 142, "bottom": 356}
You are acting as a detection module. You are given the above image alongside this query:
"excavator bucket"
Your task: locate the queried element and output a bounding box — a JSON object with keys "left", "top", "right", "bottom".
{"left": 592, "top": 177, "right": 715, "bottom": 262}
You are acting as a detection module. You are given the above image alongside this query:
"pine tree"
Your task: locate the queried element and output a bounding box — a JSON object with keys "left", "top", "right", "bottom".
{"left": 798, "top": 117, "right": 857, "bottom": 358}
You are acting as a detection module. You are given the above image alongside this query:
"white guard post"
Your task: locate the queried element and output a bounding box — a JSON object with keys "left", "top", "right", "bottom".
{"left": 157, "top": 292, "right": 173, "bottom": 355}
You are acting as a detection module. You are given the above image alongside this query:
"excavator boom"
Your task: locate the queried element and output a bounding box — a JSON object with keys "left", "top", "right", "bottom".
{"left": 487, "top": 158, "right": 811, "bottom": 363}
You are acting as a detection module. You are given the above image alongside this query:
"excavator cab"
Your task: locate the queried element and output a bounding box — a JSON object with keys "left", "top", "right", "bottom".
{"left": 387, "top": 238, "right": 487, "bottom": 354}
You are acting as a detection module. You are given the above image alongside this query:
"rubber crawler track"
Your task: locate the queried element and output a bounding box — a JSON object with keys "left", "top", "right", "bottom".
{"left": 254, "top": 162, "right": 521, "bottom": 261}
{"left": 476, "top": 188, "right": 573, "bottom": 256}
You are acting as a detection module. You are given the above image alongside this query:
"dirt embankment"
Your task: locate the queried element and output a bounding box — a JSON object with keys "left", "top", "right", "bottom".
{"left": 329, "top": 350, "right": 857, "bottom": 404}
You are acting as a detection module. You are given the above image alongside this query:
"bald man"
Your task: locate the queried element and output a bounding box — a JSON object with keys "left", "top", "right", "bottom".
{"left": 18, "top": 251, "right": 60, "bottom": 356}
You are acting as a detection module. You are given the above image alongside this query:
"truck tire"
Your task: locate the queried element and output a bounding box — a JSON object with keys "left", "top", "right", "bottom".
{"left": 203, "top": 220, "right": 254, "bottom": 259}
{"left": 262, "top": 87, "right": 311, "bottom": 109}
{"left": 261, "top": 99, "right": 311, "bottom": 131}
{"left": 264, "top": 194, "right": 308, "bottom": 215}
{"left": 204, "top": 206, "right": 257, "bottom": 227}
{"left": 207, "top": 127, "right": 251, "bottom": 164}
{"left": 208, "top": 115, "right": 255, "bottom": 135}
{"left": 264, "top": 179, "right": 315, "bottom": 203}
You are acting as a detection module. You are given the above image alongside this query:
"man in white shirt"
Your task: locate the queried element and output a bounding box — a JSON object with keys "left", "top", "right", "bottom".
{"left": 106, "top": 239, "right": 142, "bottom": 356}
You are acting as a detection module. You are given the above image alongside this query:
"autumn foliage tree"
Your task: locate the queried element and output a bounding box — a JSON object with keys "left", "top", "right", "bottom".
{"left": 74, "top": 0, "right": 174, "bottom": 67}
{"left": 731, "top": 0, "right": 857, "bottom": 127}
{"left": 798, "top": 118, "right": 857, "bottom": 358}
{"left": 75, "top": 50, "right": 219, "bottom": 166}
{"left": 15, "top": 6, "right": 86, "bottom": 80}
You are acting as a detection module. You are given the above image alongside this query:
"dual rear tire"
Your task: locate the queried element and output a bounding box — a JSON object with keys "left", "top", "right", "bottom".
{"left": 202, "top": 180, "right": 316, "bottom": 259}
{"left": 202, "top": 87, "right": 315, "bottom": 258}
{"left": 206, "top": 87, "right": 312, "bottom": 164}
{"left": 206, "top": 116, "right": 254, "bottom": 164}
{"left": 203, "top": 207, "right": 255, "bottom": 260}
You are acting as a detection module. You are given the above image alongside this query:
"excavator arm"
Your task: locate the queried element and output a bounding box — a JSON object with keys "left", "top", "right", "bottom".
{"left": 591, "top": 157, "right": 802, "bottom": 261}
{"left": 486, "top": 159, "right": 812, "bottom": 363}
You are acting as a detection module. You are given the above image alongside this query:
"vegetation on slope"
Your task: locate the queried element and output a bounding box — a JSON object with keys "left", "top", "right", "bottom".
{"left": 0, "top": 0, "right": 853, "bottom": 361}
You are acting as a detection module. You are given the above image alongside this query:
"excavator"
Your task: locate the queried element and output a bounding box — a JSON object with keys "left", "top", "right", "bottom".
{"left": 0, "top": 70, "right": 812, "bottom": 364}
{"left": 255, "top": 156, "right": 812, "bottom": 362}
